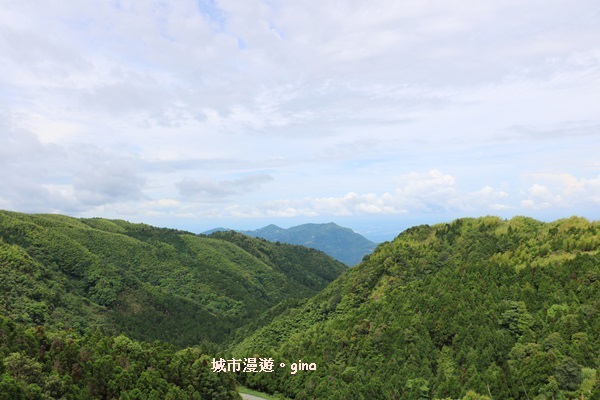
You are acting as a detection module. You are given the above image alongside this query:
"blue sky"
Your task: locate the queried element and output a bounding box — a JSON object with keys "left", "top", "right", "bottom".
{"left": 1, "top": 0, "right": 599, "bottom": 241}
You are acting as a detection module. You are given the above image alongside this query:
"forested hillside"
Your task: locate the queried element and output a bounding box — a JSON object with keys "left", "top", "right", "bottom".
{"left": 0, "top": 210, "right": 348, "bottom": 399}
{"left": 2, "top": 211, "right": 598, "bottom": 399}
{"left": 232, "top": 216, "right": 599, "bottom": 399}
{"left": 0, "top": 210, "right": 346, "bottom": 347}
{"left": 0, "top": 316, "right": 239, "bottom": 399}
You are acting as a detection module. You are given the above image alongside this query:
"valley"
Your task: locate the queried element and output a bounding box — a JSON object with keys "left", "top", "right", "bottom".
{"left": 1, "top": 212, "right": 598, "bottom": 399}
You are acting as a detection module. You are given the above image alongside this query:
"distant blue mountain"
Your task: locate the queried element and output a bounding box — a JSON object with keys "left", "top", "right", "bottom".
{"left": 204, "top": 223, "right": 378, "bottom": 266}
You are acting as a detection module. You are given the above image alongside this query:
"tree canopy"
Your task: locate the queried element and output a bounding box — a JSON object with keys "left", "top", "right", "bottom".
{"left": 232, "top": 216, "right": 599, "bottom": 399}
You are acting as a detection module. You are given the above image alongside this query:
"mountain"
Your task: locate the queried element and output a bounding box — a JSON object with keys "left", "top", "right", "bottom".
{"left": 4, "top": 211, "right": 598, "bottom": 399}
{"left": 0, "top": 210, "right": 349, "bottom": 398}
{"left": 231, "top": 216, "right": 599, "bottom": 399}
{"left": 0, "top": 210, "right": 346, "bottom": 348}
{"left": 239, "top": 222, "right": 378, "bottom": 266}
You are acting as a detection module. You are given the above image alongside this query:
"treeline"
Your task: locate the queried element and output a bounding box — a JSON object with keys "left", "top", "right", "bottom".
{"left": 232, "top": 216, "right": 599, "bottom": 399}
{"left": 0, "top": 316, "right": 239, "bottom": 399}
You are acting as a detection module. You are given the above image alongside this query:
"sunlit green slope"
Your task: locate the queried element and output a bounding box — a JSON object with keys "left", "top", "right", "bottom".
{"left": 232, "top": 216, "right": 599, "bottom": 399}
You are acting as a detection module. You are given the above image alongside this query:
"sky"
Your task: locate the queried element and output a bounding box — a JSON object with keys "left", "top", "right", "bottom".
{"left": 1, "top": 0, "right": 599, "bottom": 242}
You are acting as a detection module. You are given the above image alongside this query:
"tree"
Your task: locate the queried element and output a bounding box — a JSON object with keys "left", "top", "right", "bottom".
{"left": 3, "top": 353, "right": 42, "bottom": 385}
{"left": 0, "top": 373, "right": 25, "bottom": 400}
{"left": 554, "top": 357, "right": 582, "bottom": 391}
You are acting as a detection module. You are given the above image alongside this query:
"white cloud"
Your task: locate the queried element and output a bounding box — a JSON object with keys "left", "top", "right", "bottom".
{"left": 73, "top": 161, "right": 146, "bottom": 206}
{"left": 0, "top": 123, "right": 147, "bottom": 213}
{"left": 176, "top": 174, "right": 274, "bottom": 201}
{"left": 205, "top": 170, "right": 511, "bottom": 218}
{"left": 522, "top": 173, "right": 600, "bottom": 209}
{"left": 0, "top": 1, "right": 599, "bottom": 235}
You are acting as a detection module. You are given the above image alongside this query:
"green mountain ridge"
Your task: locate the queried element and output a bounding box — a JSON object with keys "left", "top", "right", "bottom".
{"left": 206, "top": 222, "right": 378, "bottom": 266}
{"left": 2, "top": 211, "right": 598, "bottom": 399}
{"left": 0, "top": 210, "right": 348, "bottom": 398}
{"left": 0, "top": 210, "right": 346, "bottom": 347}
{"left": 231, "top": 216, "right": 599, "bottom": 399}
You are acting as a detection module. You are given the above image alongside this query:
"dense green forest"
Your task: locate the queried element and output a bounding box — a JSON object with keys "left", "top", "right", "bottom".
{"left": 2, "top": 211, "right": 598, "bottom": 399}
{"left": 0, "top": 210, "right": 345, "bottom": 347}
{"left": 232, "top": 216, "right": 599, "bottom": 399}
{"left": 0, "top": 315, "right": 239, "bottom": 399}
{"left": 0, "top": 210, "right": 346, "bottom": 398}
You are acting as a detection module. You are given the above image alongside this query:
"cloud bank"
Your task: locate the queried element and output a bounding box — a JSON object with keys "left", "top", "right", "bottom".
{"left": 0, "top": 0, "right": 598, "bottom": 236}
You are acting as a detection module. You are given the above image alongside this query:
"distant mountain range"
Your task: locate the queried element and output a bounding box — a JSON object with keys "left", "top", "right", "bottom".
{"left": 204, "top": 222, "right": 378, "bottom": 266}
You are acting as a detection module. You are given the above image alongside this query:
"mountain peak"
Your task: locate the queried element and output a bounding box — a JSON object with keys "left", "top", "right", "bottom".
{"left": 242, "top": 222, "right": 377, "bottom": 266}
